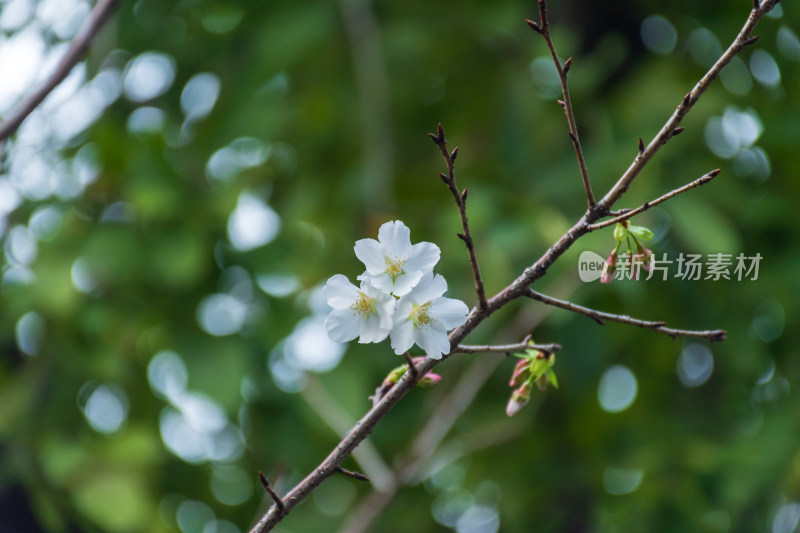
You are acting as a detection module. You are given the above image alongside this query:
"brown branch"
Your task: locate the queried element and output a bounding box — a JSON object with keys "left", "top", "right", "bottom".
{"left": 526, "top": 289, "right": 727, "bottom": 342}
{"left": 334, "top": 466, "right": 370, "bottom": 482}
{"left": 527, "top": 0, "right": 595, "bottom": 209}
{"left": 455, "top": 342, "right": 562, "bottom": 355}
{"left": 596, "top": 0, "right": 779, "bottom": 211}
{"left": 586, "top": 168, "right": 721, "bottom": 231}
{"left": 248, "top": 4, "right": 771, "bottom": 530}
{"left": 430, "top": 124, "right": 488, "bottom": 310}
{"left": 0, "top": 0, "right": 121, "bottom": 143}
{"left": 258, "top": 472, "right": 285, "bottom": 512}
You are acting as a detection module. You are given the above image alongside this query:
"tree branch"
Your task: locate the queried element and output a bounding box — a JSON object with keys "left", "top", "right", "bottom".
{"left": 0, "top": 0, "right": 121, "bottom": 143}
{"left": 526, "top": 289, "right": 727, "bottom": 342}
{"left": 248, "top": 3, "right": 771, "bottom": 530}
{"left": 455, "top": 342, "right": 562, "bottom": 355}
{"left": 430, "top": 124, "right": 488, "bottom": 310}
{"left": 595, "top": 0, "right": 779, "bottom": 211}
{"left": 586, "top": 168, "right": 721, "bottom": 231}
{"left": 527, "top": 0, "right": 595, "bottom": 209}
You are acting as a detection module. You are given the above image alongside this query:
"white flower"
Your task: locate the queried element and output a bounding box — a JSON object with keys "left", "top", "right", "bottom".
{"left": 390, "top": 272, "right": 469, "bottom": 360}
{"left": 355, "top": 220, "right": 440, "bottom": 296}
{"left": 323, "top": 274, "right": 395, "bottom": 344}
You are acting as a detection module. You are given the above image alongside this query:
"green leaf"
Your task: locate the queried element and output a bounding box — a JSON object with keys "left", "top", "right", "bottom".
{"left": 547, "top": 368, "right": 559, "bottom": 389}
{"left": 628, "top": 225, "right": 654, "bottom": 241}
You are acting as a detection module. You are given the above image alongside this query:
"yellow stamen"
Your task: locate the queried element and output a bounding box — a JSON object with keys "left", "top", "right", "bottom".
{"left": 384, "top": 255, "right": 405, "bottom": 281}
{"left": 351, "top": 291, "right": 376, "bottom": 319}
{"left": 411, "top": 304, "right": 434, "bottom": 329}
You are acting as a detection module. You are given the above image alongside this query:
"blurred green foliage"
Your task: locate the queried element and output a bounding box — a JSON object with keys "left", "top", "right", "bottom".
{"left": 1, "top": 0, "right": 799, "bottom": 532}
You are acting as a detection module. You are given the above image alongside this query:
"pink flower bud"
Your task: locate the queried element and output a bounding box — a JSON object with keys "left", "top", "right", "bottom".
{"left": 635, "top": 242, "right": 653, "bottom": 272}
{"left": 505, "top": 383, "right": 532, "bottom": 417}
{"left": 416, "top": 372, "right": 442, "bottom": 387}
{"left": 600, "top": 249, "right": 618, "bottom": 284}
{"left": 509, "top": 358, "right": 531, "bottom": 387}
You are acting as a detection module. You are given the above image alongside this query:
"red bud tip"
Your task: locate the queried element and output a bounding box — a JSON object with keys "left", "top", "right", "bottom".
{"left": 709, "top": 168, "right": 721, "bottom": 178}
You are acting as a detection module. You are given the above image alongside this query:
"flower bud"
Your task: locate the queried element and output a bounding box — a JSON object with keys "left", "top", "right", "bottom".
{"left": 417, "top": 372, "right": 442, "bottom": 387}
{"left": 601, "top": 248, "right": 618, "bottom": 284}
{"left": 509, "top": 358, "right": 532, "bottom": 387}
{"left": 506, "top": 383, "right": 532, "bottom": 417}
{"left": 635, "top": 241, "right": 653, "bottom": 272}
{"left": 613, "top": 222, "right": 628, "bottom": 242}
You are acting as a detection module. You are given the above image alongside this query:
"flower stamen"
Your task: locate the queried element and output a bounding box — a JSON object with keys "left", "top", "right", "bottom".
{"left": 410, "top": 304, "right": 434, "bottom": 329}
{"left": 351, "top": 291, "right": 376, "bottom": 318}
{"left": 384, "top": 255, "right": 405, "bottom": 280}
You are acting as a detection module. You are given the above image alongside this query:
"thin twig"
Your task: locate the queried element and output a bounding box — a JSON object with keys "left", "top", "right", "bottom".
{"left": 0, "top": 0, "right": 121, "bottom": 142}
{"left": 455, "top": 342, "right": 562, "bottom": 355}
{"left": 402, "top": 351, "right": 418, "bottom": 379}
{"left": 596, "top": 0, "right": 779, "bottom": 211}
{"left": 334, "top": 466, "right": 370, "bottom": 482}
{"left": 528, "top": 0, "right": 596, "bottom": 209}
{"left": 430, "top": 124, "right": 488, "bottom": 310}
{"left": 258, "top": 472, "right": 285, "bottom": 512}
{"left": 526, "top": 289, "right": 727, "bottom": 341}
{"left": 586, "top": 169, "right": 721, "bottom": 231}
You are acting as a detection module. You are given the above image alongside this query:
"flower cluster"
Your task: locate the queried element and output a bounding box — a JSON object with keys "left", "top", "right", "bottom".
{"left": 323, "top": 221, "right": 469, "bottom": 359}
{"left": 601, "top": 222, "right": 654, "bottom": 283}
{"left": 506, "top": 346, "right": 558, "bottom": 417}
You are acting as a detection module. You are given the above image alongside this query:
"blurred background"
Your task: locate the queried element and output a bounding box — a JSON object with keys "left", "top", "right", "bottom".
{"left": 0, "top": 0, "right": 798, "bottom": 532}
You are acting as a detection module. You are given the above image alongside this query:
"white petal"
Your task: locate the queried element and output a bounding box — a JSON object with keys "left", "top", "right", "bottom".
{"left": 405, "top": 241, "right": 440, "bottom": 274}
{"left": 354, "top": 238, "right": 385, "bottom": 273}
{"left": 378, "top": 220, "right": 412, "bottom": 259}
{"left": 363, "top": 272, "right": 395, "bottom": 295}
{"left": 374, "top": 293, "right": 396, "bottom": 330}
{"left": 324, "top": 309, "right": 361, "bottom": 343}
{"left": 409, "top": 272, "right": 447, "bottom": 304}
{"left": 324, "top": 274, "right": 359, "bottom": 309}
{"left": 394, "top": 297, "right": 414, "bottom": 322}
{"left": 413, "top": 322, "right": 450, "bottom": 359}
{"left": 359, "top": 313, "right": 389, "bottom": 343}
{"left": 391, "top": 270, "right": 423, "bottom": 296}
{"left": 429, "top": 297, "right": 469, "bottom": 330}
{"left": 390, "top": 319, "right": 415, "bottom": 354}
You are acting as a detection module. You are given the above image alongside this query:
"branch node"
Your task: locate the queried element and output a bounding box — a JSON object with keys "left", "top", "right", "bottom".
{"left": 258, "top": 471, "right": 285, "bottom": 511}
{"left": 743, "top": 35, "right": 760, "bottom": 47}
{"left": 753, "top": 0, "right": 760, "bottom": 10}
{"left": 525, "top": 18, "right": 542, "bottom": 33}
{"left": 402, "top": 351, "right": 418, "bottom": 379}
{"left": 456, "top": 232, "right": 470, "bottom": 245}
